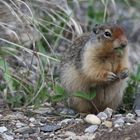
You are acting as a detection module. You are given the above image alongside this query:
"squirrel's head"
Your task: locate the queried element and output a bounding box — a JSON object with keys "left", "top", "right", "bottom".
{"left": 93, "top": 24, "right": 128, "bottom": 50}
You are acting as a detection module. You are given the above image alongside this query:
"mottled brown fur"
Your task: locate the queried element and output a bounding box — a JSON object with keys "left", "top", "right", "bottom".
{"left": 60, "top": 24, "right": 129, "bottom": 113}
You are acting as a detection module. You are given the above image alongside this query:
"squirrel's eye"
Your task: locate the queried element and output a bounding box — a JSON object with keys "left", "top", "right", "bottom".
{"left": 104, "top": 29, "right": 112, "bottom": 38}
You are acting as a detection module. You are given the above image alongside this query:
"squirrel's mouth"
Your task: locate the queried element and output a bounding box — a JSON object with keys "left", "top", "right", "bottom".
{"left": 114, "top": 46, "right": 125, "bottom": 55}
{"left": 113, "top": 40, "right": 127, "bottom": 49}
{"left": 113, "top": 43, "right": 127, "bottom": 50}
{"left": 114, "top": 46, "right": 126, "bottom": 50}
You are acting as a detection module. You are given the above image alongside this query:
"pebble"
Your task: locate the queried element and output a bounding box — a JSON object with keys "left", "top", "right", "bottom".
{"left": 84, "top": 133, "right": 96, "bottom": 139}
{"left": 0, "top": 114, "right": 3, "bottom": 119}
{"left": 136, "top": 117, "right": 140, "bottom": 122}
{"left": 125, "top": 113, "right": 136, "bottom": 123}
{"left": 66, "top": 134, "right": 96, "bottom": 140}
{"left": 114, "top": 114, "right": 123, "bottom": 118}
{"left": 29, "top": 123, "right": 35, "bottom": 127}
{"left": 65, "top": 131, "right": 76, "bottom": 137}
{"left": 4, "top": 113, "right": 25, "bottom": 120}
{"left": 102, "top": 121, "right": 112, "bottom": 128}
{"left": 23, "top": 133, "right": 29, "bottom": 138}
{"left": 114, "top": 118, "right": 125, "bottom": 126}
{"left": 49, "top": 133, "right": 55, "bottom": 137}
{"left": 114, "top": 123, "right": 120, "bottom": 128}
{"left": 124, "top": 137, "right": 131, "bottom": 140}
{"left": 85, "top": 125, "right": 98, "bottom": 133}
{"left": 16, "top": 122, "right": 26, "bottom": 128}
{"left": 84, "top": 114, "right": 101, "bottom": 125}
{"left": 97, "top": 112, "right": 108, "bottom": 121}
{"left": 75, "top": 118, "right": 84, "bottom": 123}
{"left": 14, "top": 126, "right": 33, "bottom": 133}
{"left": 4, "top": 115, "right": 17, "bottom": 120}
{"left": 32, "top": 107, "right": 53, "bottom": 115}
{"left": 135, "top": 110, "right": 140, "bottom": 117}
{"left": 2, "top": 133, "right": 14, "bottom": 140}
{"left": 44, "top": 102, "right": 52, "bottom": 107}
{"left": 58, "top": 119, "right": 73, "bottom": 126}
{"left": 109, "top": 128, "right": 113, "bottom": 132}
{"left": 58, "top": 118, "right": 83, "bottom": 126}
{"left": 126, "top": 113, "right": 135, "bottom": 119}
{"left": 15, "top": 112, "right": 26, "bottom": 119}
{"left": 29, "top": 117, "right": 36, "bottom": 122}
{"left": 126, "top": 123, "right": 132, "bottom": 126}
{"left": 59, "top": 108, "right": 76, "bottom": 115}
{"left": 40, "top": 124, "right": 61, "bottom": 132}
{"left": 0, "top": 126, "right": 8, "bottom": 133}
{"left": 15, "top": 133, "right": 24, "bottom": 139}
{"left": 104, "top": 108, "right": 113, "bottom": 118}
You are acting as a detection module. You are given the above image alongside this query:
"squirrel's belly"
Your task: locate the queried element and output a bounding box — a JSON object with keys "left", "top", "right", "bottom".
{"left": 68, "top": 79, "right": 127, "bottom": 113}
{"left": 60, "top": 63, "right": 128, "bottom": 113}
{"left": 93, "top": 79, "right": 127, "bottom": 111}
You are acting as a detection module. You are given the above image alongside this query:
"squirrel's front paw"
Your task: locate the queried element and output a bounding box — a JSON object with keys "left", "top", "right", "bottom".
{"left": 118, "top": 69, "right": 129, "bottom": 79}
{"left": 106, "top": 72, "right": 118, "bottom": 81}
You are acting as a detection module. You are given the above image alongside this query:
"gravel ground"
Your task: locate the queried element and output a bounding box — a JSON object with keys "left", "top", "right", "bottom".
{"left": 0, "top": 103, "right": 140, "bottom": 140}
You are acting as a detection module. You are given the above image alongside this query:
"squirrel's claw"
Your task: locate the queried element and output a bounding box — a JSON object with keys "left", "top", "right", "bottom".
{"left": 106, "top": 72, "right": 118, "bottom": 81}
{"left": 119, "top": 69, "right": 129, "bottom": 79}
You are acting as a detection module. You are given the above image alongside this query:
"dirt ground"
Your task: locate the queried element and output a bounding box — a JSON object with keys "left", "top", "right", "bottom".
{"left": 95, "top": 123, "right": 140, "bottom": 140}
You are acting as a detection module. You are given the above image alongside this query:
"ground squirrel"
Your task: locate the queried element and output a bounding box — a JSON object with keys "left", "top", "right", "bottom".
{"left": 60, "top": 23, "right": 129, "bottom": 113}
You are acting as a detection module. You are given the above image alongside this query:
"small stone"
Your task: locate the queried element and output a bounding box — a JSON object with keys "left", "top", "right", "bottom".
{"left": 109, "top": 128, "right": 113, "bottom": 132}
{"left": 125, "top": 113, "right": 136, "bottom": 123}
{"left": 0, "top": 126, "right": 8, "bottom": 133}
{"left": 114, "top": 124, "right": 120, "bottom": 128}
{"left": 85, "top": 133, "right": 96, "bottom": 139}
{"left": 126, "top": 123, "right": 132, "bottom": 126}
{"left": 133, "top": 93, "right": 140, "bottom": 116}
{"left": 135, "top": 110, "right": 140, "bottom": 117}
{"left": 58, "top": 119, "right": 72, "bottom": 126}
{"left": 29, "top": 117, "right": 36, "bottom": 122}
{"left": 14, "top": 126, "right": 33, "bottom": 133}
{"left": 97, "top": 112, "right": 108, "bottom": 121}
{"left": 40, "top": 124, "right": 61, "bottom": 132}
{"left": 136, "top": 117, "right": 140, "bottom": 122}
{"left": 65, "top": 131, "right": 76, "bottom": 137}
{"left": 114, "top": 114, "right": 123, "bottom": 118}
{"left": 4, "top": 113, "right": 25, "bottom": 120}
{"left": 85, "top": 125, "right": 98, "bottom": 133}
{"left": 124, "top": 137, "right": 131, "bottom": 140}
{"left": 15, "top": 133, "right": 22, "bottom": 139}
{"left": 75, "top": 118, "right": 84, "bottom": 123}
{"left": 104, "top": 108, "right": 113, "bottom": 118}
{"left": 44, "top": 102, "right": 52, "bottom": 107}
{"left": 103, "top": 121, "right": 112, "bottom": 128}
{"left": 2, "top": 133, "right": 14, "bottom": 140}
{"left": 126, "top": 113, "right": 135, "bottom": 119}
{"left": 59, "top": 108, "right": 76, "bottom": 115}
{"left": 84, "top": 114, "right": 101, "bottom": 125}
{"left": 32, "top": 107, "right": 53, "bottom": 115}
{"left": 16, "top": 122, "right": 26, "bottom": 128}
{"left": 29, "top": 123, "right": 35, "bottom": 127}
{"left": 49, "top": 133, "right": 55, "bottom": 137}
{"left": 72, "top": 134, "right": 96, "bottom": 140}
{"left": 0, "top": 114, "right": 3, "bottom": 119}
{"left": 23, "top": 133, "right": 29, "bottom": 138}
{"left": 114, "top": 118, "right": 124, "bottom": 126}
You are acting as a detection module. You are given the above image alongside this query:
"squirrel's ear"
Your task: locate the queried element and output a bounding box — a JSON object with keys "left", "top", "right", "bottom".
{"left": 93, "top": 24, "right": 100, "bottom": 34}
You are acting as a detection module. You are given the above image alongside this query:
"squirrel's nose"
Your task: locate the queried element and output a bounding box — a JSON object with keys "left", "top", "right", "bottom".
{"left": 120, "top": 41, "right": 127, "bottom": 48}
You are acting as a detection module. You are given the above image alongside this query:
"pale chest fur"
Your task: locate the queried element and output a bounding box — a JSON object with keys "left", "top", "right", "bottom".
{"left": 82, "top": 41, "right": 127, "bottom": 75}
